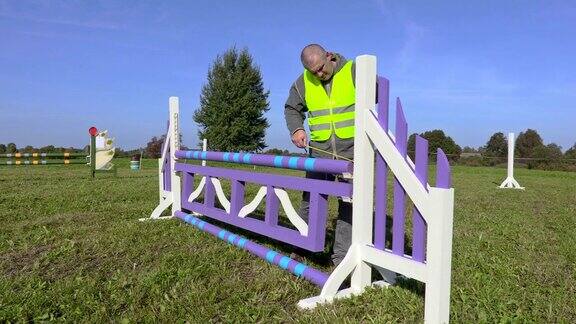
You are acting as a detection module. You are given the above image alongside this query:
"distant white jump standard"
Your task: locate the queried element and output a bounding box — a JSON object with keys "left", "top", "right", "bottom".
{"left": 499, "top": 132, "right": 524, "bottom": 190}
{"left": 141, "top": 96, "right": 182, "bottom": 221}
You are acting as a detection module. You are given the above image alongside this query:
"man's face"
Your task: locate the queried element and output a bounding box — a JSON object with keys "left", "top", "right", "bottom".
{"left": 306, "top": 53, "right": 334, "bottom": 81}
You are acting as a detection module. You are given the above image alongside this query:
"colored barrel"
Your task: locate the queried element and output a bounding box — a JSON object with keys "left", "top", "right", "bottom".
{"left": 174, "top": 211, "right": 329, "bottom": 287}
{"left": 130, "top": 154, "right": 141, "bottom": 171}
{"left": 130, "top": 161, "right": 140, "bottom": 170}
{"left": 175, "top": 150, "right": 353, "bottom": 175}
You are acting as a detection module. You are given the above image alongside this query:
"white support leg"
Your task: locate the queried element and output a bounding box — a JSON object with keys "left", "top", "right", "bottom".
{"left": 424, "top": 187, "right": 454, "bottom": 324}
{"left": 499, "top": 132, "right": 524, "bottom": 189}
{"left": 140, "top": 160, "right": 173, "bottom": 221}
{"left": 350, "top": 55, "right": 377, "bottom": 290}
{"left": 298, "top": 244, "right": 361, "bottom": 309}
{"left": 169, "top": 97, "right": 182, "bottom": 216}
{"left": 202, "top": 138, "right": 208, "bottom": 166}
{"left": 140, "top": 97, "right": 181, "bottom": 221}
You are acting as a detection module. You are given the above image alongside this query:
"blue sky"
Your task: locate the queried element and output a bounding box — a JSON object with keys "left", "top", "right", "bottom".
{"left": 1, "top": 0, "right": 574, "bottom": 152}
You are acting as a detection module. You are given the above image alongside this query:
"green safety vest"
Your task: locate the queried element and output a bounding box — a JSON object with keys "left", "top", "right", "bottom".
{"left": 304, "top": 60, "right": 355, "bottom": 142}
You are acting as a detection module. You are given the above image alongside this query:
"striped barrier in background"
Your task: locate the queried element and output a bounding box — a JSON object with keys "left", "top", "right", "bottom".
{"left": 1, "top": 127, "right": 116, "bottom": 177}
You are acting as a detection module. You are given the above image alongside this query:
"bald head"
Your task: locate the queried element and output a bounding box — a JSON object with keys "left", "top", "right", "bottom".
{"left": 300, "top": 44, "right": 326, "bottom": 67}
{"left": 300, "top": 44, "right": 335, "bottom": 81}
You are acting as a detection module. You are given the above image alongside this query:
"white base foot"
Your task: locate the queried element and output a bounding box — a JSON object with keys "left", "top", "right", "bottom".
{"left": 138, "top": 215, "right": 174, "bottom": 222}
{"left": 498, "top": 177, "right": 524, "bottom": 190}
{"left": 297, "top": 280, "right": 390, "bottom": 310}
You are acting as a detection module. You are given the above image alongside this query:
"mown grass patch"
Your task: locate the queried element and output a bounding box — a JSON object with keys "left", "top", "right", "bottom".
{"left": 1, "top": 159, "right": 575, "bottom": 322}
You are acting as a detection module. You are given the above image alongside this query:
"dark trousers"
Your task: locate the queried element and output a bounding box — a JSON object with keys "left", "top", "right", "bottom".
{"left": 299, "top": 170, "right": 352, "bottom": 266}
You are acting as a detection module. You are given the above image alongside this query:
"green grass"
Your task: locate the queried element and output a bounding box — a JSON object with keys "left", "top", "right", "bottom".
{"left": 1, "top": 159, "right": 575, "bottom": 322}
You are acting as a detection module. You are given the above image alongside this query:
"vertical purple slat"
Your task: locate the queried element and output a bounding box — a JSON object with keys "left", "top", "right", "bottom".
{"left": 307, "top": 192, "right": 328, "bottom": 251}
{"left": 162, "top": 158, "right": 168, "bottom": 191}
{"left": 164, "top": 143, "right": 172, "bottom": 192}
{"left": 436, "top": 149, "right": 452, "bottom": 189}
{"left": 412, "top": 135, "right": 428, "bottom": 262}
{"left": 377, "top": 77, "right": 390, "bottom": 127}
{"left": 392, "top": 98, "right": 407, "bottom": 256}
{"left": 265, "top": 185, "right": 279, "bottom": 226}
{"left": 204, "top": 176, "right": 215, "bottom": 208}
{"left": 181, "top": 171, "right": 194, "bottom": 205}
{"left": 229, "top": 180, "right": 245, "bottom": 217}
{"left": 374, "top": 77, "right": 390, "bottom": 250}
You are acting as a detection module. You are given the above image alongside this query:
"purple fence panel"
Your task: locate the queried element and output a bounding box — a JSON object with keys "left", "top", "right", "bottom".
{"left": 265, "top": 185, "right": 279, "bottom": 226}
{"left": 392, "top": 98, "right": 408, "bottom": 256}
{"left": 436, "top": 149, "right": 452, "bottom": 189}
{"left": 175, "top": 150, "right": 352, "bottom": 175}
{"left": 412, "top": 135, "right": 428, "bottom": 262}
{"left": 175, "top": 162, "right": 351, "bottom": 252}
{"left": 374, "top": 76, "right": 390, "bottom": 250}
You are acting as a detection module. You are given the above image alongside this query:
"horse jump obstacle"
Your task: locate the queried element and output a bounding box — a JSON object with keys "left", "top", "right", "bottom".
{"left": 499, "top": 132, "right": 524, "bottom": 189}
{"left": 1, "top": 127, "right": 116, "bottom": 177}
{"left": 143, "top": 55, "right": 455, "bottom": 323}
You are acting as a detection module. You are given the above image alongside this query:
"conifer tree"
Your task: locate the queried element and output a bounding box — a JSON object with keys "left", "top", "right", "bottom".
{"left": 194, "top": 47, "right": 270, "bottom": 152}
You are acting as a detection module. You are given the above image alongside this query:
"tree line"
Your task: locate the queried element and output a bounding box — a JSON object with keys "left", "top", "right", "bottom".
{"left": 142, "top": 47, "right": 576, "bottom": 173}
{"left": 4, "top": 47, "right": 574, "bottom": 173}
{"left": 464, "top": 129, "right": 576, "bottom": 171}
{"left": 0, "top": 143, "right": 146, "bottom": 159}
{"left": 0, "top": 143, "right": 88, "bottom": 154}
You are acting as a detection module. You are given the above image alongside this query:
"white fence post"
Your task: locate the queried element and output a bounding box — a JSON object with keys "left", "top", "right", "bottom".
{"left": 169, "top": 96, "right": 182, "bottom": 215}
{"left": 202, "top": 138, "right": 208, "bottom": 166}
{"left": 140, "top": 96, "right": 181, "bottom": 221}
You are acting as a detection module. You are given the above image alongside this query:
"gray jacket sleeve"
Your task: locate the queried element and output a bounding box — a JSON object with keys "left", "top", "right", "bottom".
{"left": 284, "top": 77, "right": 307, "bottom": 135}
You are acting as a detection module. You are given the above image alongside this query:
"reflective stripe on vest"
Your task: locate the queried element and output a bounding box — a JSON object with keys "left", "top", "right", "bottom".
{"left": 304, "top": 60, "right": 355, "bottom": 142}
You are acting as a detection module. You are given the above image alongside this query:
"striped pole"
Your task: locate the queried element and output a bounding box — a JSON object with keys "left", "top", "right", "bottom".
{"left": 175, "top": 150, "right": 353, "bottom": 175}
{"left": 174, "top": 211, "right": 329, "bottom": 287}
{"left": 0, "top": 152, "right": 86, "bottom": 158}
{"left": 0, "top": 159, "right": 86, "bottom": 165}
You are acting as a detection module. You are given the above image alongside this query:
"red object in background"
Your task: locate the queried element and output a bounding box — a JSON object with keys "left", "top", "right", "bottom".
{"left": 88, "top": 127, "right": 98, "bottom": 136}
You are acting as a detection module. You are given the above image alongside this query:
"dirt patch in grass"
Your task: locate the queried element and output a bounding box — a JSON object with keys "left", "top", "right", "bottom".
{"left": 0, "top": 244, "right": 54, "bottom": 277}
{"left": 34, "top": 212, "right": 100, "bottom": 228}
{"left": 39, "top": 250, "right": 108, "bottom": 282}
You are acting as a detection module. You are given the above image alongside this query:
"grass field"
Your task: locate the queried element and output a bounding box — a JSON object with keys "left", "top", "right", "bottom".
{"left": 1, "top": 158, "right": 575, "bottom": 322}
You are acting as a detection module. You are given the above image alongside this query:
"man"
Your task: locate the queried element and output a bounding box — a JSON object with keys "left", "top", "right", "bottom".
{"left": 284, "top": 44, "right": 356, "bottom": 266}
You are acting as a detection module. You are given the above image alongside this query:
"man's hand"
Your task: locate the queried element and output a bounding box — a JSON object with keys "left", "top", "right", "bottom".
{"left": 291, "top": 129, "right": 307, "bottom": 148}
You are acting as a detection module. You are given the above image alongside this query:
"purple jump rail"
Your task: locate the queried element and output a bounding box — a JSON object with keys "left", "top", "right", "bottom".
{"left": 175, "top": 211, "right": 329, "bottom": 287}
{"left": 175, "top": 150, "right": 353, "bottom": 175}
